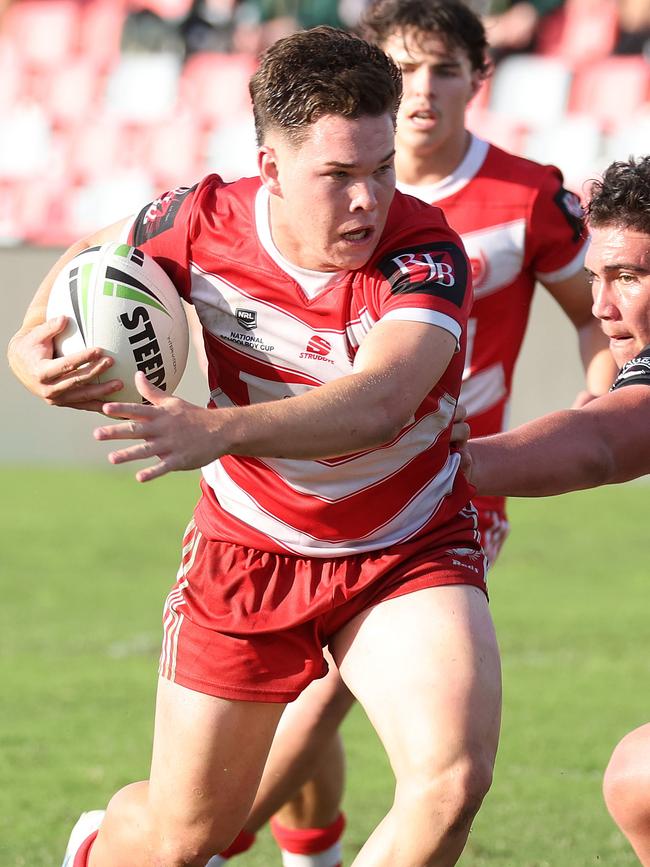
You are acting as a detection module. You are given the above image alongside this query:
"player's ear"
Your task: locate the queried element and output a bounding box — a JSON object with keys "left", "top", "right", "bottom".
{"left": 259, "top": 145, "right": 282, "bottom": 196}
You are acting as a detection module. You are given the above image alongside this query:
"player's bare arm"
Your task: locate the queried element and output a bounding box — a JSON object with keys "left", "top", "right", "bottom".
{"left": 94, "top": 319, "right": 457, "bottom": 482}
{"left": 7, "top": 219, "right": 130, "bottom": 411}
{"left": 544, "top": 269, "right": 618, "bottom": 404}
{"left": 466, "top": 385, "right": 650, "bottom": 496}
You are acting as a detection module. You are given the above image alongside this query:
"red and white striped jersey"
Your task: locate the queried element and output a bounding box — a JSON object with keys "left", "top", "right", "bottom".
{"left": 129, "top": 174, "right": 474, "bottom": 556}
{"left": 398, "top": 135, "right": 588, "bottom": 516}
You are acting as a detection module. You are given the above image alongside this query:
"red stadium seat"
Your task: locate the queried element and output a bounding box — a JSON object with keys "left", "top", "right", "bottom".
{"left": 489, "top": 54, "right": 573, "bottom": 129}
{"left": 523, "top": 113, "right": 604, "bottom": 195}
{"left": 569, "top": 56, "right": 650, "bottom": 132}
{"left": 79, "top": 0, "right": 128, "bottom": 73}
{"left": 104, "top": 52, "right": 182, "bottom": 122}
{"left": 180, "top": 52, "right": 258, "bottom": 130}
{"left": 38, "top": 57, "right": 104, "bottom": 127}
{"left": 134, "top": 116, "right": 205, "bottom": 188}
{"left": 536, "top": 0, "right": 619, "bottom": 68}
{"left": 3, "top": 0, "right": 82, "bottom": 70}
{"left": 465, "top": 108, "right": 528, "bottom": 156}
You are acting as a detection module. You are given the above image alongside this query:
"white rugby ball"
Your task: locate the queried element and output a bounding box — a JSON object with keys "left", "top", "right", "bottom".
{"left": 47, "top": 241, "right": 189, "bottom": 404}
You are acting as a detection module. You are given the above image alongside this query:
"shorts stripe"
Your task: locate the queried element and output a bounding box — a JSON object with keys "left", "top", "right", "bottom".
{"left": 160, "top": 520, "right": 201, "bottom": 681}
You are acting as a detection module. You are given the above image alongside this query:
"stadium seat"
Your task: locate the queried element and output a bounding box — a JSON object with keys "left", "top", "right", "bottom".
{"left": 466, "top": 108, "right": 528, "bottom": 156}
{"left": 523, "top": 113, "right": 604, "bottom": 195}
{"left": 62, "top": 117, "right": 143, "bottom": 184}
{"left": 180, "top": 52, "right": 258, "bottom": 130}
{"left": 104, "top": 52, "right": 182, "bottom": 122}
{"left": 64, "top": 170, "right": 157, "bottom": 238}
{"left": 0, "top": 104, "right": 52, "bottom": 181}
{"left": 489, "top": 54, "right": 573, "bottom": 128}
{"left": 0, "top": 37, "right": 23, "bottom": 113}
{"left": 134, "top": 116, "right": 205, "bottom": 188}
{"left": 39, "top": 57, "right": 103, "bottom": 128}
{"left": 203, "top": 111, "right": 259, "bottom": 182}
{"left": 2, "top": 0, "right": 82, "bottom": 71}
{"left": 536, "top": 0, "right": 619, "bottom": 68}
{"left": 603, "top": 109, "right": 650, "bottom": 162}
{"left": 79, "top": 0, "right": 129, "bottom": 73}
{"left": 569, "top": 56, "right": 650, "bottom": 133}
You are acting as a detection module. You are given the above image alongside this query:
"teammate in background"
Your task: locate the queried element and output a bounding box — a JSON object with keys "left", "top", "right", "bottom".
{"left": 205, "top": 2, "right": 617, "bottom": 863}
{"left": 8, "top": 25, "right": 503, "bottom": 867}
{"left": 460, "top": 154, "right": 650, "bottom": 865}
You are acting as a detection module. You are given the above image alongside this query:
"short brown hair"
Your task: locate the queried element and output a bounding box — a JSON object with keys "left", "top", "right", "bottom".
{"left": 587, "top": 156, "right": 650, "bottom": 235}
{"left": 249, "top": 25, "right": 402, "bottom": 146}
{"left": 361, "top": 0, "right": 491, "bottom": 80}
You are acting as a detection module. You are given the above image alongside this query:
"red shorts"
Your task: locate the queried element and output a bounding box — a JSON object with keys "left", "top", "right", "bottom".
{"left": 476, "top": 507, "right": 510, "bottom": 566}
{"left": 159, "top": 507, "right": 488, "bottom": 702}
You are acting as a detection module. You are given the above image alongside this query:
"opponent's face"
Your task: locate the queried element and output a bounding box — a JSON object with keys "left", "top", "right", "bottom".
{"left": 587, "top": 224, "right": 650, "bottom": 368}
{"left": 259, "top": 113, "right": 396, "bottom": 272}
{"left": 382, "top": 29, "right": 481, "bottom": 162}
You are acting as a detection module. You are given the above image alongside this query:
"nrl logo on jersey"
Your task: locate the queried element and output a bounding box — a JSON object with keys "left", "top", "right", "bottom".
{"left": 236, "top": 308, "right": 257, "bottom": 330}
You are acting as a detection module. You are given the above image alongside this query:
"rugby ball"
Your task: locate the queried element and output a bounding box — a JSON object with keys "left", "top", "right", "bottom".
{"left": 47, "top": 241, "right": 189, "bottom": 404}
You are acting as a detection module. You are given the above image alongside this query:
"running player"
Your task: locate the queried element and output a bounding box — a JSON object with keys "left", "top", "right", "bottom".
{"left": 8, "top": 25, "right": 501, "bottom": 867}
{"left": 211, "top": 3, "right": 615, "bottom": 864}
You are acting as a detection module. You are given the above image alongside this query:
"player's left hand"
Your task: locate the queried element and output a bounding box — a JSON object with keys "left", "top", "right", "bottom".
{"left": 94, "top": 372, "right": 224, "bottom": 482}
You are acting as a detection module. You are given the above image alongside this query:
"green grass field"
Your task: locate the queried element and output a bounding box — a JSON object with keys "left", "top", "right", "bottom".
{"left": 1, "top": 466, "right": 646, "bottom": 866}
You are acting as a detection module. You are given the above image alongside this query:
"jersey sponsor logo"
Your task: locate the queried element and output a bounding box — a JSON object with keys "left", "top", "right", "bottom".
{"left": 378, "top": 241, "right": 468, "bottom": 308}
{"left": 301, "top": 335, "right": 334, "bottom": 363}
{"left": 236, "top": 308, "right": 257, "bottom": 330}
{"left": 553, "top": 187, "right": 585, "bottom": 243}
{"left": 133, "top": 185, "right": 197, "bottom": 243}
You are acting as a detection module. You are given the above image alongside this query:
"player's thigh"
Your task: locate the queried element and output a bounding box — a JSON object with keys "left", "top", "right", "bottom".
{"left": 275, "top": 656, "right": 354, "bottom": 743}
{"left": 330, "top": 585, "right": 501, "bottom": 778}
{"left": 148, "top": 676, "right": 285, "bottom": 835}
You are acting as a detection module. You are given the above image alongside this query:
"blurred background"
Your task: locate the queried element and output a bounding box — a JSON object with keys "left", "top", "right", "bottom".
{"left": 1, "top": 0, "right": 649, "bottom": 462}
{"left": 0, "top": 0, "right": 648, "bottom": 246}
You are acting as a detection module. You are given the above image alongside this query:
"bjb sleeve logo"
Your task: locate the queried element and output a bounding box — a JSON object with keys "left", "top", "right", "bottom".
{"left": 133, "top": 184, "right": 197, "bottom": 244}
{"left": 378, "top": 241, "right": 469, "bottom": 308}
{"left": 553, "top": 187, "right": 585, "bottom": 243}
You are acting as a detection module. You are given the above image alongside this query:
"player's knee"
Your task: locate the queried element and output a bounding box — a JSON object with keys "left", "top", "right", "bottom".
{"left": 149, "top": 826, "right": 232, "bottom": 867}
{"left": 401, "top": 753, "right": 493, "bottom": 836}
{"left": 603, "top": 730, "right": 650, "bottom": 832}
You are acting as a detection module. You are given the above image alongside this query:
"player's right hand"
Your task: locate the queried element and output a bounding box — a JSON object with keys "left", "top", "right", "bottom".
{"left": 7, "top": 317, "right": 123, "bottom": 412}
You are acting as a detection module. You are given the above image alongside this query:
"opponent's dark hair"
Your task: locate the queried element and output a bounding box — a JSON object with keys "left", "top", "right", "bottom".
{"left": 360, "top": 0, "right": 491, "bottom": 79}
{"left": 587, "top": 156, "right": 650, "bottom": 235}
{"left": 249, "top": 25, "right": 402, "bottom": 146}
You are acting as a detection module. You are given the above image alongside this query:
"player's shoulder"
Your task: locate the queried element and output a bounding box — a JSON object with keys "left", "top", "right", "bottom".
{"left": 484, "top": 141, "right": 562, "bottom": 186}
{"left": 611, "top": 346, "right": 650, "bottom": 391}
{"left": 384, "top": 189, "right": 463, "bottom": 244}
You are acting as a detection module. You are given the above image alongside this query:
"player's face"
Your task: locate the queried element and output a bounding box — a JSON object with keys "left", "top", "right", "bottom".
{"left": 587, "top": 224, "right": 650, "bottom": 368}
{"left": 260, "top": 113, "right": 396, "bottom": 272}
{"left": 382, "top": 29, "right": 481, "bottom": 167}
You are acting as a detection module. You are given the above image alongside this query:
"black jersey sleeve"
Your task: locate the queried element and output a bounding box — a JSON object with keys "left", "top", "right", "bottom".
{"left": 611, "top": 345, "right": 650, "bottom": 390}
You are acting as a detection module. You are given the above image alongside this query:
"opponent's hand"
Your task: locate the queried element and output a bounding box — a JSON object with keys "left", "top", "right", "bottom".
{"left": 94, "top": 372, "right": 223, "bottom": 482}
{"left": 8, "top": 317, "right": 123, "bottom": 412}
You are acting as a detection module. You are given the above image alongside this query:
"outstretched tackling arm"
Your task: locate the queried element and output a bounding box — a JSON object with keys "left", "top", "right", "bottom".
{"left": 467, "top": 385, "right": 650, "bottom": 497}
